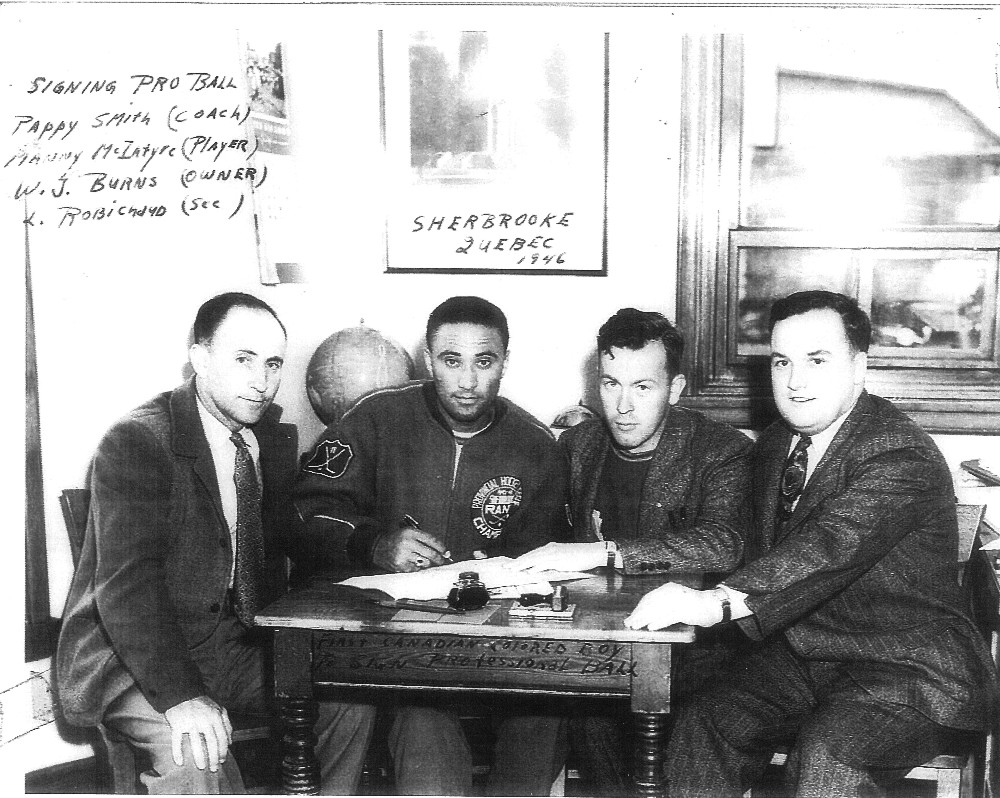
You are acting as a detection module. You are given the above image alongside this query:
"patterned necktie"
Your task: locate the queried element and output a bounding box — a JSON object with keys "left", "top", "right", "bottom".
{"left": 231, "top": 432, "right": 264, "bottom": 627}
{"left": 776, "top": 434, "right": 811, "bottom": 530}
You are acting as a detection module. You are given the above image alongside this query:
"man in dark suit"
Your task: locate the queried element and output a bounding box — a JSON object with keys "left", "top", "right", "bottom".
{"left": 515, "top": 308, "right": 750, "bottom": 796}
{"left": 56, "top": 293, "right": 369, "bottom": 794}
{"left": 624, "top": 290, "right": 998, "bottom": 797}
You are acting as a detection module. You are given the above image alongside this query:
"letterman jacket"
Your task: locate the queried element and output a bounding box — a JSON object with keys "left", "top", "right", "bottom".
{"left": 290, "top": 381, "right": 570, "bottom": 578}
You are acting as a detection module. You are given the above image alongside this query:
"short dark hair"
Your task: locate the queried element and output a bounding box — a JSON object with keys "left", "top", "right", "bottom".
{"left": 192, "top": 292, "right": 286, "bottom": 344}
{"left": 426, "top": 296, "right": 509, "bottom": 350}
{"left": 769, "top": 290, "right": 871, "bottom": 353}
{"left": 597, "top": 308, "right": 684, "bottom": 377}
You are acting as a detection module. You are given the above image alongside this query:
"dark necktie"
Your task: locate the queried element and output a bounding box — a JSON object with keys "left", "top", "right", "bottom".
{"left": 776, "top": 434, "right": 811, "bottom": 530}
{"left": 231, "top": 432, "right": 264, "bottom": 626}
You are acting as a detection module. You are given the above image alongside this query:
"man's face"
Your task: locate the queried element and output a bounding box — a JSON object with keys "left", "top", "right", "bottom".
{"left": 424, "top": 322, "right": 508, "bottom": 433}
{"left": 770, "top": 308, "right": 867, "bottom": 436}
{"left": 190, "top": 307, "right": 287, "bottom": 431}
{"left": 599, "top": 341, "right": 686, "bottom": 454}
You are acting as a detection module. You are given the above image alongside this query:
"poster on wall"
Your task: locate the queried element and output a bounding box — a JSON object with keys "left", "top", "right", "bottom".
{"left": 238, "top": 29, "right": 302, "bottom": 284}
{"left": 381, "top": 30, "right": 609, "bottom": 275}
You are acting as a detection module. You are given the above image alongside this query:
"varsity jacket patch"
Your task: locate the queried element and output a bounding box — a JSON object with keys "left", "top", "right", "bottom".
{"left": 302, "top": 438, "right": 354, "bottom": 480}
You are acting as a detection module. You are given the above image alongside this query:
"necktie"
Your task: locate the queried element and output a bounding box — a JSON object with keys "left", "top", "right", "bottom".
{"left": 231, "top": 432, "right": 264, "bottom": 626}
{"left": 776, "top": 434, "right": 811, "bottom": 530}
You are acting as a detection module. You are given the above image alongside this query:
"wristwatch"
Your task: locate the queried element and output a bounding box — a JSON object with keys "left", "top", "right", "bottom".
{"left": 712, "top": 586, "right": 732, "bottom": 624}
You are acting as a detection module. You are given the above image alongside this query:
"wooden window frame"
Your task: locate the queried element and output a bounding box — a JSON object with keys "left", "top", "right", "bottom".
{"left": 676, "top": 35, "right": 1000, "bottom": 433}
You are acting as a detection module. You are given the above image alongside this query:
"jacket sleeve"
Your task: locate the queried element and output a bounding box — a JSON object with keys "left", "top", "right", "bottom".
{"left": 90, "top": 422, "right": 206, "bottom": 714}
{"left": 621, "top": 433, "right": 750, "bottom": 575}
{"left": 725, "top": 443, "right": 949, "bottom": 640}
{"left": 288, "top": 410, "right": 388, "bottom": 573}
{"left": 497, "top": 438, "right": 573, "bottom": 557}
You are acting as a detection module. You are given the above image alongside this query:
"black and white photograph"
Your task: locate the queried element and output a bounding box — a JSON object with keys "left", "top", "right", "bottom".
{"left": 5, "top": 3, "right": 1000, "bottom": 798}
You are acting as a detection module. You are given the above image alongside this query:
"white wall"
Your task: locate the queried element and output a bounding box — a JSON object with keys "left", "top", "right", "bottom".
{"left": 4, "top": 1, "right": 999, "bottom": 785}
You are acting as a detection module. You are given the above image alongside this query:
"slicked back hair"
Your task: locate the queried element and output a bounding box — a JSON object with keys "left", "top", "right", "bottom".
{"left": 769, "top": 290, "right": 871, "bottom": 353}
{"left": 192, "top": 292, "right": 286, "bottom": 344}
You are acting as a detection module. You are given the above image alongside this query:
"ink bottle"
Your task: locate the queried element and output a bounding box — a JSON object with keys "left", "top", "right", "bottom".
{"left": 447, "top": 571, "right": 490, "bottom": 611}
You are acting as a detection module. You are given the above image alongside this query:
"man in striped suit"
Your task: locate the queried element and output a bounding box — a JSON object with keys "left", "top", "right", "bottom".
{"left": 625, "top": 290, "right": 998, "bottom": 797}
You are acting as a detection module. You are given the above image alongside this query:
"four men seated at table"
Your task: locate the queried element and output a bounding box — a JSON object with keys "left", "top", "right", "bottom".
{"left": 56, "top": 289, "right": 996, "bottom": 797}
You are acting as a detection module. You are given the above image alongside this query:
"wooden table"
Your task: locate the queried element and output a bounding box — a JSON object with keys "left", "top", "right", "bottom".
{"left": 257, "top": 569, "right": 698, "bottom": 797}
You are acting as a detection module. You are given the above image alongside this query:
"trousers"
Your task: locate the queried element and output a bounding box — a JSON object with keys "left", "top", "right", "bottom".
{"left": 568, "top": 625, "right": 745, "bottom": 798}
{"left": 664, "top": 636, "right": 975, "bottom": 798}
{"left": 103, "top": 610, "right": 375, "bottom": 794}
{"left": 376, "top": 696, "right": 567, "bottom": 795}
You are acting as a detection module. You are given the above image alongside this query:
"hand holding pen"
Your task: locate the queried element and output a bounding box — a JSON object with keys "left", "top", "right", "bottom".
{"left": 372, "top": 513, "right": 452, "bottom": 573}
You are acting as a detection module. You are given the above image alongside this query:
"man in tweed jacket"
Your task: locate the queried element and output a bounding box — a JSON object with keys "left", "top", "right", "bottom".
{"left": 626, "top": 291, "right": 998, "bottom": 797}
{"left": 56, "top": 294, "right": 363, "bottom": 794}
{"left": 516, "top": 308, "right": 751, "bottom": 796}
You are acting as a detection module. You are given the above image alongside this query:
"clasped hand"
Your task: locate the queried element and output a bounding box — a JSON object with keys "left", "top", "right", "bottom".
{"left": 163, "top": 696, "right": 232, "bottom": 772}
{"left": 373, "top": 524, "right": 450, "bottom": 573}
{"left": 623, "top": 583, "right": 725, "bottom": 631}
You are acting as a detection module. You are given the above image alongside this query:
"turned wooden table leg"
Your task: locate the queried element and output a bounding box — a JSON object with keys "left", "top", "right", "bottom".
{"left": 631, "top": 641, "right": 674, "bottom": 798}
{"left": 279, "top": 695, "right": 320, "bottom": 794}
{"left": 273, "top": 629, "right": 320, "bottom": 795}
{"left": 633, "top": 712, "right": 668, "bottom": 798}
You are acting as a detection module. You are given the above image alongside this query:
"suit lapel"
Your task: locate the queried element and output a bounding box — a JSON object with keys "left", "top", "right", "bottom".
{"left": 170, "top": 378, "right": 227, "bottom": 530}
{"left": 576, "top": 425, "right": 608, "bottom": 539}
{"left": 780, "top": 392, "right": 873, "bottom": 537}
{"left": 757, "top": 425, "right": 792, "bottom": 547}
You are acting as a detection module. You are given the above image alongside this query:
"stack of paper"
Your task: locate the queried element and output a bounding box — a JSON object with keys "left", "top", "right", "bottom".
{"left": 338, "top": 556, "right": 593, "bottom": 601}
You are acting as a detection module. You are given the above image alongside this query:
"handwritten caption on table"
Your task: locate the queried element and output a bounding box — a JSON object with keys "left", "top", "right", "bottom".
{"left": 6, "top": 73, "right": 267, "bottom": 228}
{"left": 313, "top": 632, "right": 638, "bottom": 692}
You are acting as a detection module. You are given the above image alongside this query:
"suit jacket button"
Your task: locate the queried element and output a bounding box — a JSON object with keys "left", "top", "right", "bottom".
{"left": 209, "top": 602, "right": 221, "bottom": 613}
{"left": 219, "top": 537, "right": 227, "bottom": 548}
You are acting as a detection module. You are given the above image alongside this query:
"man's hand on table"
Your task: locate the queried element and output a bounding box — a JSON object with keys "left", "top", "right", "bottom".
{"left": 623, "top": 583, "right": 726, "bottom": 631}
{"left": 513, "top": 541, "right": 607, "bottom": 573}
{"left": 164, "top": 695, "right": 232, "bottom": 771}
{"left": 373, "top": 524, "right": 451, "bottom": 573}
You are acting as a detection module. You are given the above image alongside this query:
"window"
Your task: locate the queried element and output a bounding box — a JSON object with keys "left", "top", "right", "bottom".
{"left": 677, "top": 34, "right": 1000, "bottom": 432}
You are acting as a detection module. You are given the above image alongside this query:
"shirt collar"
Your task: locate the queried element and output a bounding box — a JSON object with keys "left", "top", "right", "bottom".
{"left": 195, "top": 392, "right": 257, "bottom": 454}
{"left": 790, "top": 397, "right": 857, "bottom": 482}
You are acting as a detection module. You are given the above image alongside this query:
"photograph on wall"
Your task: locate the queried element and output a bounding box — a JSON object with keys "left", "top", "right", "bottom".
{"left": 381, "top": 30, "right": 609, "bottom": 274}
{"left": 239, "top": 29, "right": 302, "bottom": 284}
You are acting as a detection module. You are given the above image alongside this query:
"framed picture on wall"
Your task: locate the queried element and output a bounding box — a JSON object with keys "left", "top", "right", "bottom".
{"left": 380, "top": 30, "right": 610, "bottom": 275}
{"left": 238, "top": 29, "right": 303, "bottom": 284}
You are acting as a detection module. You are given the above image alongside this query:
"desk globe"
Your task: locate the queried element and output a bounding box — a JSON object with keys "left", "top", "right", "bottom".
{"left": 306, "top": 326, "right": 414, "bottom": 425}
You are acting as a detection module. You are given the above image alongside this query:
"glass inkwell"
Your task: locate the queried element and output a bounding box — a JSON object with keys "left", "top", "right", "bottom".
{"left": 447, "top": 571, "right": 490, "bottom": 611}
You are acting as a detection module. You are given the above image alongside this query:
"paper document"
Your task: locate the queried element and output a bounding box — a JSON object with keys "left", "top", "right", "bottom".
{"left": 339, "top": 556, "right": 593, "bottom": 600}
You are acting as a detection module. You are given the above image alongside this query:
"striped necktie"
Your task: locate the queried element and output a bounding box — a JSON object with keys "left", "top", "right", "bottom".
{"left": 231, "top": 432, "right": 264, "bottom": 626}
{"left": 776, "top": 434, "right": 811, "bottom": 530}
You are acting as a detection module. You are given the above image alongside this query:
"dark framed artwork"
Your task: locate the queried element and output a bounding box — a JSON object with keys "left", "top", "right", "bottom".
{"left": 380, "top": 30, "right": 610, "bottom": 275}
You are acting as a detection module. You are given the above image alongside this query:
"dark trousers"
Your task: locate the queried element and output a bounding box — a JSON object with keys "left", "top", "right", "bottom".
{"left": 569, "top": 626, "right": 745, "bottom": 798}
{"left": 384, "top": 697, "right": 567, "bottom": 795}
{"left": 665, "top": 636, "right": 975, "bottom": 798}
{"left": 104, "top": 609, "right": 374, "bottom": 794}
